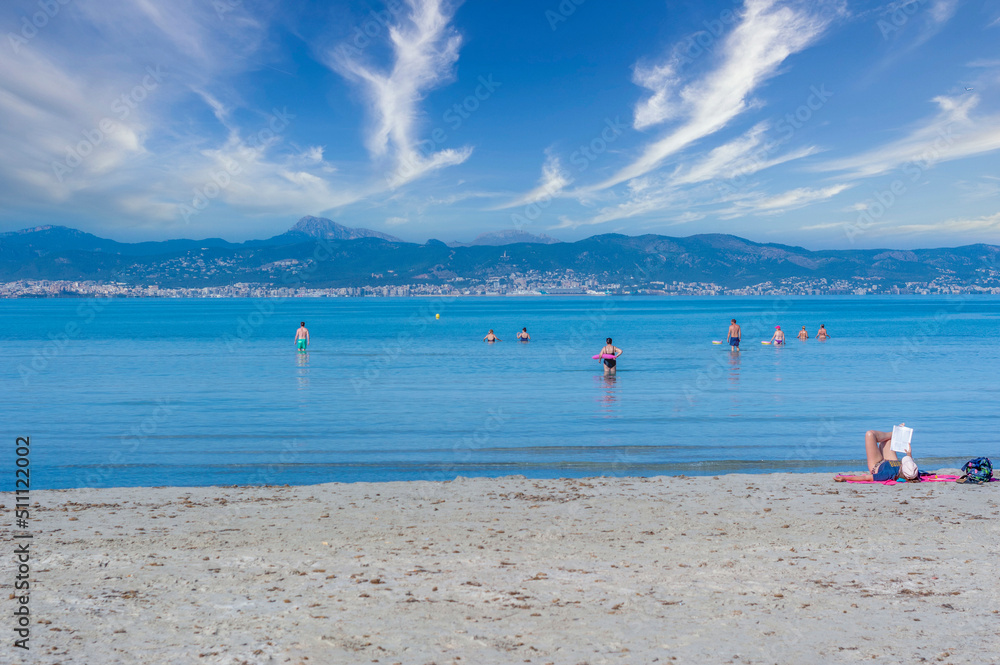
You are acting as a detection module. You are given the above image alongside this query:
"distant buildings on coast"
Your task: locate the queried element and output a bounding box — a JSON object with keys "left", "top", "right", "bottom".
{"left": 3, "top": 269, "right": 999, "bottom": 298}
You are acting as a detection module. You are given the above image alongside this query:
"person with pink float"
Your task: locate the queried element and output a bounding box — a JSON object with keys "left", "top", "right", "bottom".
{"left": 595, "top": 337, "right": 622, "bottom": 375}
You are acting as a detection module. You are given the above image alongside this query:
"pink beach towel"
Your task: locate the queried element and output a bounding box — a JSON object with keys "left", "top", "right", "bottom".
{"left": 839, "top": 474, "right": 999, "bottom": 485}
{"left": 841, "top": 474, "right": 962, "bottom": 485}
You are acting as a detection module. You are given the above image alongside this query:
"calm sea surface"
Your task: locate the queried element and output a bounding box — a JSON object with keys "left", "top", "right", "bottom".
{"left": 3, "top": 296, "right": 998, "bottom": 489}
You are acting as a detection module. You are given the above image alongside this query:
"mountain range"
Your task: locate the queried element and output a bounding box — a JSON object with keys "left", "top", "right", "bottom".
{"left": 1, "top": 218, "right": 998, "bottom": 289}
{"left": 449, "top": 230, "right": 562, "bottom": 247}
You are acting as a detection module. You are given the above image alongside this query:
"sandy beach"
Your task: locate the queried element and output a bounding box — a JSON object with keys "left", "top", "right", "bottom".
{"left": 7, "top": 472, "right": 999, "bottom": 664}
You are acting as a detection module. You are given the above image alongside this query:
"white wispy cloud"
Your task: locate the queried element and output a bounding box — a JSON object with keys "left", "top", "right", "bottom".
{"left": 875, "top": 0, "right": 957, "bottom": 34}
{"left": 0, "top": 46, "right": 149, "bottom": 202}
{"left": 0, "top": 0, "right": 361, "bottom": 234}
{"left": 719, "top": 184, "right": 851, "bottom": 217}
{"left": 753, "top": 184, "right": 852, "bottom": 212}
{"left": 671, "top": 123, "right": 771, "bottom": 185}
{"left": 176, "top": 126, "right": 364, "bottom": 217}
{"left": 494, "top": 153, "right": 571, "bottom": 209}
{"left": 74, "top": 0, "right": 271, "bottom": 89}
{"left": 0, "top": 0, "right": 457, "bottom": 237}
{"left": 866, "top": 0, "right": 961, "bottom": 80}
{"left": 513, "top": 0, "right": 838, "bottom": 230}
{"left": 593, "top": 0, "right": 837, "bottom": 191}
{"left": 929, "top": 0, "right": 959, "bottom": 24}
{"left": 671, "top": 122, "right": 819, "bottom": 185}
{"left": 330, "top": 0, "right": 472, "bottom": 187}
{"left": 554, "top": 176, "right": 688, "bottom": 229}
{"left": 817, "top": 94, "right": 1000, "bottom": 179}
{"left": 799, "top": 220, "right": 847, "bottom": 231}
{"left": 555, "top": 140, "right": 831, "bottom": 230}
{"left": 956, "top": 176, "right": 1000, "bottom": 202}
{"left": 415, "top": 190, "right": 506, "bottom": 208}
{"left": 867, "top": 211, "right": 1000, "bottom": 237}
{"left": 670, "top": 211, "right": 706, "bottom": 224}
{"left": 802, "top": 210, "right": 1000, "bottom": 243}
{"left": 195, "top": 90, "right": 231, "bottom": 125}
{"left": 632, "top": 62, "right": 683, "bottom": 130}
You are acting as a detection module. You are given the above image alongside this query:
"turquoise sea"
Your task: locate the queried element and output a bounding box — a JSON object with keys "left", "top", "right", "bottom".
{"left": 3, "top": 296, "right": 998, "bottom": 489}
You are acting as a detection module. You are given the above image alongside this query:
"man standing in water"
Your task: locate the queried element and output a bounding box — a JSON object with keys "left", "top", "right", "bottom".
{"left": 727, "top": 319, "right": 741, "bottom": 351}
{"left": 598, "top": 337, "right": 622, "bottom": 374}
{"left": 797, "top": 326, "right": 809, "bottom": 339}
{"left": 294, "top": 322, "right": 310, "bottom": 352}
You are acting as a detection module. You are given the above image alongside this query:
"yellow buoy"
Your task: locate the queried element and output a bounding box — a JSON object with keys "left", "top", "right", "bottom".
{"left": 435, "top": 313, "right": 440, "bottom": 319}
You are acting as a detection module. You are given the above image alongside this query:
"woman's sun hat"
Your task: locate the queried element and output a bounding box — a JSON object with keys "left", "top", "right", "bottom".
{"left": 901, "top": 455, "right": 919, "bottom": 480}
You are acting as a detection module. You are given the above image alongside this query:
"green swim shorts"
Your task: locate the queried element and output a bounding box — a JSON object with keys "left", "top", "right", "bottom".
{"left": 297, "top": 339, "right": 306, "bottom": 350}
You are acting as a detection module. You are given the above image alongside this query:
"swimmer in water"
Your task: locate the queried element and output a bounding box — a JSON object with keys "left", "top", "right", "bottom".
{"left": 517, "top": 327, "right": 530, "bottom": 341}
{"left": 768, "top": 325, "right": 785, "bottom": 345}
{"left": 797, "top": 326, "right": 808, "bottom": 340}
{"left": 816, "top": 324, "right": 830, "bottom": 340}
{"left": 294, "top": 321, "right": 310, "bottom": 352}
{"left": 483, "top": 329, "right": 501, "bottom": 342}
{"left": 597, "top": 337, "right": 622, "bottom": 374}
{"left": 727, "top": 319, "right": 741, "bottom": 351}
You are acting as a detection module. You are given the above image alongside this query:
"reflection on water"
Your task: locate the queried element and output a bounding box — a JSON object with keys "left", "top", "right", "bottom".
{"left": 596, "top": 372, "right": 617, "bottom": 415}
{"left": 296, "top": 352, "right": 310, "bottom": 389}
{"left": 728, "top": 350, "right": 741, "bottom": 386}
{"left": 726, "top": 349, "right": 742, "bottom": 413}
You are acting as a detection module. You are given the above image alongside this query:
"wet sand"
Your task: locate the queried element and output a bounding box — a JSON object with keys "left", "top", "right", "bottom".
{"left": 7, "top": 471, "right": 999, "bottom": 664}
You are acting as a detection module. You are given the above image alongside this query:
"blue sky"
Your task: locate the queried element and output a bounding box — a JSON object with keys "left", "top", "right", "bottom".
{"left": 1, "top": 0, "right": 999, "bottom": 248}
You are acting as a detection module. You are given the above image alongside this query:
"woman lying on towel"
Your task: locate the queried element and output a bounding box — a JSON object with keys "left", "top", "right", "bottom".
{"left": 835, "top": 428, "right": 919, "bottom": 482}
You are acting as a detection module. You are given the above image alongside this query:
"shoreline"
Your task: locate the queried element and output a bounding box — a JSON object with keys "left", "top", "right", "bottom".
{"left": 9, "top": 472, "right": 998, "bottom": 664}
{"left": 6, "top": 293, "right": 1000, "bottom": 299}
{"left": 30, "top": 458, "right": 980, "bottom": 492}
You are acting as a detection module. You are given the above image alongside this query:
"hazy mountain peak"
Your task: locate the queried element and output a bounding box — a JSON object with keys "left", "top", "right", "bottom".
{"left": 6, "top": 224, "right": 76, "bottom": 236}
{"left": 290, "top": 216, "right": 402, "bottom": 242}
{"left": 470, "top": 229, "right": 561, "bottom": 245}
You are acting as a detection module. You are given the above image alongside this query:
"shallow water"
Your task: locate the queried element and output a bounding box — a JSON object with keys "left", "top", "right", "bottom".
{"left": 3, "top": 295, "right": 998, "bottom": 488}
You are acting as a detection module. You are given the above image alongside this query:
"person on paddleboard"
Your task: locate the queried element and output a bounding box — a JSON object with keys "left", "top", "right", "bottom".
{"left": 598, "top": 337, "right": 622, "bottom": 374}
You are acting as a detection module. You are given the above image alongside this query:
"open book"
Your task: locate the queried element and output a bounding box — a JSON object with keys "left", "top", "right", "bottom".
{"left": 890, "top": 425, "right": 913, "bottom": 454}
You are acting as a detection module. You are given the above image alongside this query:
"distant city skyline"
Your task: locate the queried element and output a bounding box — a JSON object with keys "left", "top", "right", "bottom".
{"left": 1, "top": 0, "right": 999, "bottom": 249}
